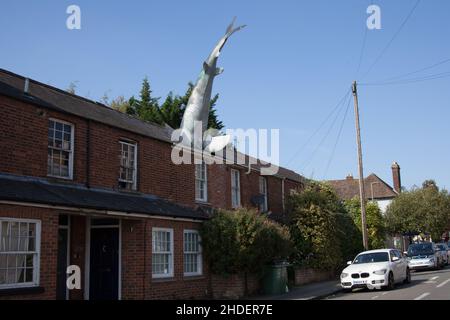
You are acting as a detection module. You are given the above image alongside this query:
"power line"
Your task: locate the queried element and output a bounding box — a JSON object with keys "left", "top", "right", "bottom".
{"left": 364, "top": 57, "right": 450, "bottom": 83}
{"left": 323, "top": 92, "right": 353, "bottom": 179}
{"left": 361, "top": 70, "right": 450, "bottom": 86}
{"left": 300, "top": 89, "right": 350, "bottom": 172}
{"left": 286, "top": 89, "right": 351, "bottom": 167}
{"left": 361, "top": 0, "right": 422, "bottom": 80}
{"left": 355, "top": 0, "right": 374, "bottom": 77}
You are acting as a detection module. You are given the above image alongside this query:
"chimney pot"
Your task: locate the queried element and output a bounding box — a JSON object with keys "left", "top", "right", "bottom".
{"left": 391, "top": 162, "right": 401, "bottom": 193}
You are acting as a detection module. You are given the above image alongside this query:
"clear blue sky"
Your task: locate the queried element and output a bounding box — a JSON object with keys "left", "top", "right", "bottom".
{"left": 1, "top": 0, "right": 449, "bottom": 189}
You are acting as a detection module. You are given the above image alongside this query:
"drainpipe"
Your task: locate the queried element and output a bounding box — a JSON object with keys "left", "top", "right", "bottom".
{"left": 86, "top": 120, "right": 91, "bottom": 188}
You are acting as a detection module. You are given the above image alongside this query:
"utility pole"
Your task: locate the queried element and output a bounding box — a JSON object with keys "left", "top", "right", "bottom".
{"left": 352, "top": 81, "right": 369, "bottom": 250}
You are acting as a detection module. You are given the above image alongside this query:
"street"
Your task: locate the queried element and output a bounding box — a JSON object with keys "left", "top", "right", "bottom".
{"left": 325, "top": 266, "right": 450, "bottom": 300}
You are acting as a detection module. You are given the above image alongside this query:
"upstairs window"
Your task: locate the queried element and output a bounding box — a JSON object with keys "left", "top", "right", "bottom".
{"left": 259, "top": 176, "right": 268, "bottom": 212}
{"left": 195, "top": 163, "right": 207, "bottom": 202}
{"left": 47, "top": 119, "right": 74, "bottom": 179}
{"left": 231, "top": 169, "right": 241, "bottom": 208}
{"left": 119, "top": 141, "right": 137, "bottom": 191}
{"left": 0, "top": 219, "right": 41, "bottom": 289}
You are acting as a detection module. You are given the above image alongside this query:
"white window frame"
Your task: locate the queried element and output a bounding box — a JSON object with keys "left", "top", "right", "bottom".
{"left": 118, "top": 140, "right": 138, "bottom": 191}
{"left": 195, "top": 162, "right": 208, "bottom": 202}
{"left": 259, "top": 176, "right": 268, "bottom": 212}
{"left": 231, "top": 169, "right": 241, "bottom": 208}
{"left": 151, "top": 228, "right": 174, "bottom": 279}
{"left": 0, "top": 218, "right": 41, "bottom": 289}
{"left": 183, "top": 230, "right": 203, "bottom": 277}
{"left": 47, "top": 118, "right": 74, "bottom": 180}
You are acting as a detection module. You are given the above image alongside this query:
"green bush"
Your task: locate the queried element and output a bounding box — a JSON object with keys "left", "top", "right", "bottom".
{"left": 345, "top": 197, "right": 386, "bottom": 250}
{"left": 287, "top": 182, "right": 344, "bottom": 271}
{"left": 200, "top": 208, "right": 292, "bottom": 276}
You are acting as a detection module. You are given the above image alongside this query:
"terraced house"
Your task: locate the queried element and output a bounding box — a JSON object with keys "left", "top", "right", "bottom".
{"left": 0, "top": 69, "right": 304, "bottom": 300}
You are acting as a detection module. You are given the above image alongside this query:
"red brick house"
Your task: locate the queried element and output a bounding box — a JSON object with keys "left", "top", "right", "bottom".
{"left": 0, "top": 69, "right": 304, "bottom": 300}
{"left": 327, "top": 162, "right": 401, "bottom": 214}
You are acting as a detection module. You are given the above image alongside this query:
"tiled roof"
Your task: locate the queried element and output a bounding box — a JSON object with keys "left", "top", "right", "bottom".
{"left": 0, "top": 68, "right": 306, "bottom": 183}
{"left": 327, "top": 173, "right": 398, "bottom": 201}
{"left": 0, "top": 174, "right": 208, "bottom": 220}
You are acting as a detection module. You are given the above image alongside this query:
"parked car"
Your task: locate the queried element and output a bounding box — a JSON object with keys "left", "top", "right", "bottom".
{"left": 405, "top": 242, "right": 443, "bottom": 270}
{"left": 340, "top": 249, "right": 410, "bottom": 292}
{"left": 435, "top": 243, "right": 449, "bottom": 265}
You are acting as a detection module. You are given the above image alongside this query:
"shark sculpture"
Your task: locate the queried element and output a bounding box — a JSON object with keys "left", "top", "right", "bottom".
{"left": 179, "top": 18, "right": 246, "bottom": 153}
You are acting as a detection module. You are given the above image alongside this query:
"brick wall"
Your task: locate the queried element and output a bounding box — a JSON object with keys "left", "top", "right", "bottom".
{"left": 210, "top": 274, "right": 260, "bottom": 299}
{"left": 0, "top": 204, "right": 59, "bottom": 300}
{"left": 294, "top": 268, "right": 335, "bottom": 286}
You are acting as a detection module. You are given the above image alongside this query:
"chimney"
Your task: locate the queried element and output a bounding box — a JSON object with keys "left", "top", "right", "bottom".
{"left": 391, "top": 162, "right": 401, "bottom": 193}
{"left": 24, "top": 78, "right": 30, "bottom": 94}
{"left": 346, "top": 174, "right": 353, "bottom": 180}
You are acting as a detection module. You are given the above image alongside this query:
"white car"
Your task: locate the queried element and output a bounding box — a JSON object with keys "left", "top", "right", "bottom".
{"left": 340, "top": 249, "right": 411, "bottom": 292}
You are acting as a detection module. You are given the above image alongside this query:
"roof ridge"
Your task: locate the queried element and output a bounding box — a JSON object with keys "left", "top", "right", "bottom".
{"left": 0, "top": 68, "right": 168, "bottom": 130}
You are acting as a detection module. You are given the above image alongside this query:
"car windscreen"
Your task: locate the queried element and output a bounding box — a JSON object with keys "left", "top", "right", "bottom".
{"left": 436, "top": 244, "right": 446, "bottom": 250}
{"left": 407, "top": 243, "right": 434, "bottom": 256}
{"left": 353, "top": 252, "right": 389, "bottom": 264}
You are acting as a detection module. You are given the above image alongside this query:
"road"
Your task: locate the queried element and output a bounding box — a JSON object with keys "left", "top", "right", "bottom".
{"left": 325, "top": 266, "right": 450, "bottom": 300}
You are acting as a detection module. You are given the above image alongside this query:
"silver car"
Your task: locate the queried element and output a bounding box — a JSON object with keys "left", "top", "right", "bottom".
{"left": 406, "top": 242, "right": 441, "bottom": 270}
{"left": 436, "top": 243, "right": 449, "bottom": 265}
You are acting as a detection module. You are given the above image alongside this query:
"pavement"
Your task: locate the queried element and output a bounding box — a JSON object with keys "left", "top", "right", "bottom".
{"left": 249, "top": 279, "right": 342, "bottom": 300}
{"left": 250, "top": 265, "right": 450, "bottom": 300}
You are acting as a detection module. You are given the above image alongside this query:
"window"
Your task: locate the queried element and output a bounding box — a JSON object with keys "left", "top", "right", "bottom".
{"left": 152, "top": 228, "right": 173, "bottom": 278}
{"left": 231, "top": 169, "right": 241, "bottom": 208}
{"left": 119, "top": 141, "right": 137, "bottom": 190}
{"left": 259, "top": 176, "right": 268, "bottom": 212}
{"left": 47, "top": 119, "right": 74, "bottom": 179}
{"left": 0, "top": 219, "right": 40, "bottom": 289}
{"left": 195, "top": 162, "right": 207, "bottom": 202}
{"left": 184, "top": 230, "right": 202, "bottom": 276}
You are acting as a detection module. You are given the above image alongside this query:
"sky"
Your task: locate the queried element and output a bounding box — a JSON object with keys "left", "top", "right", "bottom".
{"left": 1, "top": 0, "right": 449, "bottom": 190}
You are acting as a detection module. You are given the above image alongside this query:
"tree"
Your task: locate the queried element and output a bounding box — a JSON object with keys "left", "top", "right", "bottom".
{"left": 345, "top": 198, "right": 386, "bottom": 250}
{"left": 109, "top": 96, "right": 130, "bottom": 113}
{"left": 287, "top": 182, "right": 345, "bottom": 271}
{"left": 386, "top": 180, "right": 450, "bottom": 241}
{"left": 66, "top": 81, "right": 78, "bottom": 94}
{"left": 116, "top": 79, "right": 225, "bottom": 130}
{"left": 200, "top": 208, "right": 292, "bottom": 277}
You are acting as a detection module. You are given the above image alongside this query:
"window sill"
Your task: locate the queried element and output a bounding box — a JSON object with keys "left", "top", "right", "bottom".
{"left": 183, "top": 275, "right": 205, "bottom": 281}
{"left": 195, "top": 200, "right": 211, "bottom": 206}
{"left": 152, "top": 276, "right": 175, "bottom": 283}
{"left": 0, "top": 286, "right": 44, "bottom": 297}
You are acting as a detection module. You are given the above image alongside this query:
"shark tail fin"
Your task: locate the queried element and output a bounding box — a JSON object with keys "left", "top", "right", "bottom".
{"left": 225, "top": 17, "right": 237, "bottom": 34}
{"left": 225, "top": 17, "right": 246, "bottom": 36}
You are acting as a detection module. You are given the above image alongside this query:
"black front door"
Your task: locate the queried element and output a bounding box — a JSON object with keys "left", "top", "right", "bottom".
{"left": 56, "top": 227, "right": 68, "bottom": 300}
{"left": 89, "top": 227, "right": 119, "bottom": 300}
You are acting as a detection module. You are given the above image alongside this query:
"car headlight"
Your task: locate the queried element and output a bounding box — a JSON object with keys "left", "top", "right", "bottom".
{"left": 341, "top": 273, "right": 349, "bottom": 279}
{"left": 373, "top": 269, "right": 387, "bottom": 275}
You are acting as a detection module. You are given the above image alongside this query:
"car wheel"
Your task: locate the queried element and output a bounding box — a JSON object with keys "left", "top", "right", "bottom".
{"left": 386, "top": 272, "right": 395, "bottom": 290}
{"left": 403, "top": 268, "right": 411, "bottom": 284}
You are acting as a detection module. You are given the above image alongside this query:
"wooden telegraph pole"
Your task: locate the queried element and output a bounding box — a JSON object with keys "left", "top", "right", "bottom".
{"left": 352, "top": 81, "right": 369, "bottom": 250}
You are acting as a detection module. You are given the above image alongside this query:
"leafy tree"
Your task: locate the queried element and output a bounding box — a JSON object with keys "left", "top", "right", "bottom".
{"left": 287, "top": 182, "right": 344, "bottom": 271}
{"left": 386, "top": 180, "right": 450, "bottom": 241}
{"left": 335, "top": 211, "right": 364, "bottom": 263}
{"left": 345, "top": 198, "right": 386, "bottom": 250}
{"left": 109, "top": 96, "right": 130, "bottom": 113}
{"left": 118, "top": 79, "right": 224, "bottom": 130}
{"left": 200, "top": 208, "right": 292, "bottom": 277}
